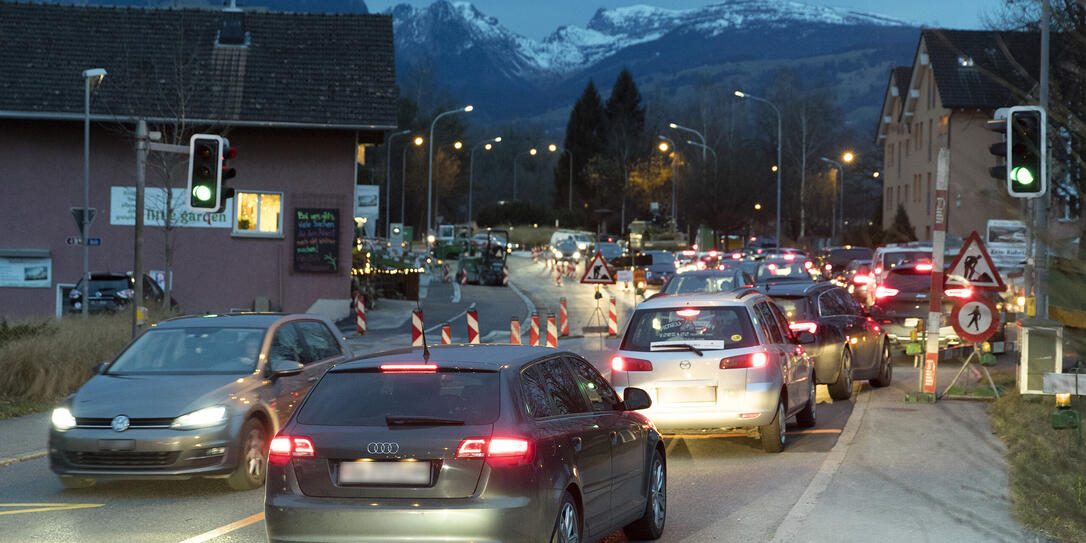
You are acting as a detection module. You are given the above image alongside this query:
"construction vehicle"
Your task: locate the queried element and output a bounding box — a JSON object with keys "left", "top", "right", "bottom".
{"left": 627, "top": 219, "right": 688, "bottom": 252}
{"left": 457, "top": 229, "right": 509, "bottom": 286}
{"left": 430, "top": 224, "right": 473, "bottom": 260}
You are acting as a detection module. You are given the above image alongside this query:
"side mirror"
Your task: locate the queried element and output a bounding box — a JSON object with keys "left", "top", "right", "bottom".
{"left": 796, "top": 331, "right": 817, "bottom": 345}
{"left": 622, "top": 387, "right": 652, "bottom": 411}
{"left": 269, "top": 359, "right": 304, "bottom": 377}
{"left": 92, "top": 362, "right": 108, "bottom": 374}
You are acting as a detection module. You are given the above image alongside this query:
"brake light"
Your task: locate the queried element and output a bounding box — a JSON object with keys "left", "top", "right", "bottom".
{"left": 456, "top": 437, "right": 533, "bottom": 466}
{"left": 611, "top": 356, "right": 653, "bottom": 372}
{"left": 720, "top": 352, "right": 768, "bottom": 369}
{"left": 803, "top": 260, "right": 813, "bottom": 270}
{"left": 874, "top": 266, "right": 882, "bottom": 275}
{"left": 676, "top": 308, "right": 701, "bottom": 318}
{"left": 732, "top": 252, "right": 742, "bottom": 260}
{"left": 944, "top": 287, "right": 973, "bottom": 298}
{"left": 853, "top": 274, "right": 873, "bottom": 285}
{"left": 380, "top": 363, "right": 438, "bottom": 372}
{"left": 697, "top": 261, "right": 707, "bottom": 270}
{"left": 269, "top": 435, "right": 315, "bottom": 465}
{"left": 825, "top": 264, "right": 833, "bottom": 271}
{"left": 916, "top": 262, "right": 933, "bottom": 272}
{"left": 783, "top": 253, "right": 796, "bottom": 261}
{"left": 709, "top": 250, "right": 718, "bottom": 257}
{"left": 874, "top": 286, "right": 899, "bottom": 299}
{"left": 789, "top": 322, "right": 818, "bottom": 335}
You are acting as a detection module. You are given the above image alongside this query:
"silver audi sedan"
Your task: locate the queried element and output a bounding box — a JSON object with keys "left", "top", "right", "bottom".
{"left": 49, "top": 313, "right": 350, "bottom": 490}
{"left": 609, "top": 290, "right": 817, "bottom": 452}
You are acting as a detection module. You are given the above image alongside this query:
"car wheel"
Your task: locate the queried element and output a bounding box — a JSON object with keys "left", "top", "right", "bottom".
{"left": 623, "top": 448, "right": 666, "bottom": 540}
{"left": 759, "top": 398, "right": 786, "bottom": 453}
{"left": 58, "top": 475, "right": 96, "bottom": 489}
{"left": 795, "top": 372, "right": 817, "bottom": 428}
{"left": 828, "top": 347, "right": 853, "bottom": 400}
{"left": 227, "top": 418, "right": 268, "bottom": 491}
{"left": 870, "top": 341, "right": 893, "bottom": 388}
{"left": 550, "top": 491, "right": 581, "bottom": 543}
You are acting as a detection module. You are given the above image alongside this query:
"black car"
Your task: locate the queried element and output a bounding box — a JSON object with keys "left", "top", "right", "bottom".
{"left": 816, "top": 246, "right": 873, "bottom": 280}
{"left": 67, "top": 272, "right": 178, "bottom": 314}
{"left": 657, "top": 268, "right": 753, "bottom": 296}
{"left": 765, "top": 282, "right": 892, "bottom": 400}
{"left": 265, "top": 345, "right": 666, "bottom": 543}
{"left": 868, "top": 263, "right": 960, "bottom": 351}
{"left": 640, "top": 251, "right": 677, "bottom": 285}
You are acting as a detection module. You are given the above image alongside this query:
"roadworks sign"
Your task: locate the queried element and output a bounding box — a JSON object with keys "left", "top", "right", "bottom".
{"left": 581, "top": 252, "right": 616, "bottom": 284}
{"left": 945, "top": 231, "right": 1005, "bottom": 291}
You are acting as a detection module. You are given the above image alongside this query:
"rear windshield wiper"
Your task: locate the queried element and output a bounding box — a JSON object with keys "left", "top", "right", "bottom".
{"left": 385, "top": 416, "right": 465, "bottom": 427}
{"left": 650, "top": 343, "right": 703, "bottom": 356}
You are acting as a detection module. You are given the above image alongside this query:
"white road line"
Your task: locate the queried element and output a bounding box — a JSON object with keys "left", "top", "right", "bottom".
{"left": 178, "top": 512, "right": 264, "bottom": 543}
{"left": 0, "top": 450, "right": 47, "bottom": 468}
{"left": 769, "top": 387, "right": 872, "bottom": 542}
{"left": 451, "top": 281, "right": 461, "bottom": 303}
{"left": 425, "top": 310, "right": 466, "bottom": 334}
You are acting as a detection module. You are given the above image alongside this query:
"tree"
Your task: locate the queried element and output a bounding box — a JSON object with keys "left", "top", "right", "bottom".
{"left": 603, "top": 69, "right": 647, "bottom": 232}
{"left": 554, "top": 80, "right": 606, "bottom": 218}
{"left": 885, "top": 203, "right": 917, "bottom": 243}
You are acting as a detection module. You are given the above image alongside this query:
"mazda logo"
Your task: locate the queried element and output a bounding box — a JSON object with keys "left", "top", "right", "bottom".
{"left": 679, "top": 360, "right": 691, "bottom": 370}
{"left": 111, "top": 415, "right": 130, "bottom": 433}
{"left": 367, "top": 442, "right": 399, "bottom": 455}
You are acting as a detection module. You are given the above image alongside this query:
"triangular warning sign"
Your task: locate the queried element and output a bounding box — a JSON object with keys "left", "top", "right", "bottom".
{"left": 581, "top": 252, "right": 616, "bottom": 284}
{"left": 945, "top": 231, "right": 1006, "bottom": 291}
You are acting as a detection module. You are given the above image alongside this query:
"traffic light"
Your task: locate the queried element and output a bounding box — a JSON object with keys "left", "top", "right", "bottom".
{"left": 221, "top": 138, "right": 237, "bottom": 202}
{"left": 986, "top": 113, "right": 1007, "bottom": 183}
{"left": 188, "top": 134, "right": 224, "bottom": 212}
{"left": 1006, "top": 106, "right": 1046, "bottom": 198}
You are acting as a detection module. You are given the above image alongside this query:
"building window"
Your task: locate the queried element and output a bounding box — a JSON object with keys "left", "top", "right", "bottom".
{"left": 938, "top": 115, "right": 949, "bottom": 135}
{"left": 926, "top": 175, "right": 932, "bottom": 215}
{"left": 234, "top": 191, "right": 283, "bottom": 236}
{"left": 927, "top": 119, "right": 933, "bottom": 161}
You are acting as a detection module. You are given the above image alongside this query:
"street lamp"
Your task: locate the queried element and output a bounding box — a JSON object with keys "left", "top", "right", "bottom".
{"left": 735, "top": 90, "right": 782, "bottom": 246}
{"left": 658, "top": 135, "right": 678, "bottom": 223}
{"left": 384, "top": 129, "right": 411, "bottom": 238}
{"left": 821, "top": 152, "right": 854, "bottom": 243}
{"left": 402, "top": 136, "right": 424, "bottom": 228}
{"left": 512, "top": 148, "right": 539, "bottom": 201}
{"left": 427, "top": 105, "right": 473, "bottom": 237}
{"left": 468, "top": 137, "right": 501, "bottom": 222}
{"left": 81, "top": 67, "right": 106, "bottom": 321}
{"left": 668, "top": 122, "right": 707, "bottom": 161}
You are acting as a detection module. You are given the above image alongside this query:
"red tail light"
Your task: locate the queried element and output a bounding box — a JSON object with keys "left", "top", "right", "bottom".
{"left": 916, "top": 262, "right": 933, "bottom": 272}
{"left": 720, "top": 352, "right": 768, "bottom": 369}
{"left": 611, "top": 356, "right": 653, "bottom": 372}
{"left": 380, "top": 363, "right": 437, "bottom": 372}
{"left": 783, "top": 253, "right": 796, "bottom": 261}
{"left": 825, "top": 264, "right": 833, "bottom": 271}
{"left": 852, "top": 274, "right": 873, "bottom": 285}
{"left": 675, "top": 308, "right": 701, "bottom": 318}
{"left": 269, "top": 435, "right": 315, "bottom": 465}
{"left": 789, "top": 321, "right": 818, "bottom": 335}
{"left": 709, "top": 250, "right": 718, "bottom": 257}
{"left": 944, "top": 287, "right": 973, "bottom": 298}
{"left": 731, "top": 252, "right": 742, "bottom": 260}
{"left": 696, "top": 261, "right": 707, "bottom": 270}
{"left": 456, "top": 437, "right": 533, "bottom": 466}
{"left": 874, "top": 286, "right": 899, "bottom": 299}
{"left": 803, "top": 260, "right": 813, "bottom": 270}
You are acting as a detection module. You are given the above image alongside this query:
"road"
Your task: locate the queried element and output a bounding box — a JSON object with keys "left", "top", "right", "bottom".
{"left": 0, "top": 254, "right": 917, "bottom": 542}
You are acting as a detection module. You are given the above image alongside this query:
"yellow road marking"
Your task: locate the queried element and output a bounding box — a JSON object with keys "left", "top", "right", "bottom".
{"left": 178, "top": 512, "right": 264, "bottom": 543}
{"left": 0, "top": 503, "right": 104, "bottom": 516}
{"left": 788, "top": 429, "right": 844, "bottom": 435}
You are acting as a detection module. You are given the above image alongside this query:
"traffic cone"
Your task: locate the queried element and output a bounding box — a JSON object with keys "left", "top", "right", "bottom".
{"left": 411, "top": 309, "right": 424, "bottom": 346}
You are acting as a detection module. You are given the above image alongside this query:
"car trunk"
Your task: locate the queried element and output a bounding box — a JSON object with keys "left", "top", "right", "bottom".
{"left": 625, "top": 348, "right": 752, "bottom": 410}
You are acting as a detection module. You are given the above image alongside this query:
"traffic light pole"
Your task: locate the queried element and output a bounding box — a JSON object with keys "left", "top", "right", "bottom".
{"left": 1036, "top": 0, "right": 1050, "bottom": 320}
{"left": 133, "top": 120, "right": 147, "bottom": 338}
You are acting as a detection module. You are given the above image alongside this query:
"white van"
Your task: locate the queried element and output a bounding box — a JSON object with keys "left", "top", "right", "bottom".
{"left": 548, "top": 230, "right": 593, "bottom": 252}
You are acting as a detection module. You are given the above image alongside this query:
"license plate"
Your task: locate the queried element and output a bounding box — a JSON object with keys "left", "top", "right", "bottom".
{"left": 904, "top": 318, "right": 920, "bottom": 328}
{"left": 98, "top": 439, "right": 135, "bottom": 451}
{"left": 658, "top": 386, "right": 716, "bottom": 404}
{"left": 339, "top": 460, "right": 431, "bottom": 485}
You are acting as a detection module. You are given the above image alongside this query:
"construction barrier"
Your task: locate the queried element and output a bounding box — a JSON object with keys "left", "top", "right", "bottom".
{"left": 530, "top": 312, "right": 540, "bottom": 346}
{"left": 442, "top": 263, "right": 450, "bottom": 283}
{"left": 608, "top": 296, "right": 618, "bottom": 337}
{"left": 411, "top": 309, "right": 424, "bottom": 346}
{"left": 559, "top": 298, "right": 569, "bottom": 337}
{"left": 441, "top": 323, "right": 451, "bottom": 345}
{"left": 502, "top": 266, "right": 509, "bottom": 286}
{"left": 467, "top": 303, "right": 480, "bottom": 344}
{"left": 510, "top": 316, "right": 521, "bottom": 345}
{"left": 546, "top": 313, "right": 558, "bottom": 348}
{"left": 355, "top": 295, "right": 366, "bottom": 335}
{"left": 459, "top": 268, "right": 467, "bottom": 285}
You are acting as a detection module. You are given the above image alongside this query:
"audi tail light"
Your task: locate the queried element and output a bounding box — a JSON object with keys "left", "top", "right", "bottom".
{"left": 720, "top": 352, "right": 768, "bottom": 369}
{"left": 874, "top": 286, "right": 899, "bottom": 299}
{"left": 456, "top": 437, "right": 533, "bottom": 466}
{"left": 789, "top": 322, "right": 818, "bottom": 335}
{"left": 611, "top": 356, "right": 653, "bottom": 372}
{"left": 944, "top": 287, "right": 973, "bottom": 298}
{"left": 269, "top": 435, "right": 315, "bottom": 465}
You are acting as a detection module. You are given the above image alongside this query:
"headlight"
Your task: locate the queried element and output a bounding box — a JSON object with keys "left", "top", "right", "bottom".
{"left": 171, "top": 406, "right": 228, "bottom": 430}
{"left": 555, "top": 251, "right": 564, "bottom": 259}
{"left": 69, "top": 289, "right": 81, "bottom": 299}
{"left": 573, "top": 251, "right": 582, "bottom": 260}
{"left": 116, "top": 289, "right": 133, "bottom": 299}
{"left": 52, "top": 407, "right": 76, "bottom": 431}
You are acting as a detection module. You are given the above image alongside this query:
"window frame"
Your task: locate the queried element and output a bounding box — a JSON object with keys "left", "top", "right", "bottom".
{"left": 566, "top": 356, "right": 621, "bottom": 413}
{"left": 232, "top": 190, "right": 284, "bottom": 238}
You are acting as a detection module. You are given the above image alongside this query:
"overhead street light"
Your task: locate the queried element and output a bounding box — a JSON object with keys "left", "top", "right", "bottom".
{"left": 735, "top": 89, "right": 782, "bottom": 246}
{"left": 468, "top": 137, "right": 502, "bottom": 222}
{"left": 427, "top": 105, "right": 473, "bottom": 237}
{"left": 821, "top": 152, "right": 855, "bottom": 243}
{"left": 384, "top": 129, "right": 411, "bottom": 238}
{"left": 668, "top": 121, "right": 707, "bottom": 161}
{"left": 81, "top": 67, "right": 107, "bottom": 321}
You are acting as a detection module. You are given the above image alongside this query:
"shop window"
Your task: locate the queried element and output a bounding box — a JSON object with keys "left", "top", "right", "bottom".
{"left": 234, "top": 191, "right": 283, "bottom": 236}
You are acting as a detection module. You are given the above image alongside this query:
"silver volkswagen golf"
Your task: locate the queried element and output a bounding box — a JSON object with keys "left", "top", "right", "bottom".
{"left": 609, "top": 290, "right": 817, "bottom": 452}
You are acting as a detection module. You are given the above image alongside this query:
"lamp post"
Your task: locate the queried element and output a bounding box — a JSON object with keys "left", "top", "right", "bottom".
{"left": 384, "top": 129, "right": 410, "bottom": 238}
{"left": 468, "top": 137, "right": 502, "bottom": 223}
{"left": 735, "top": 90, "right": 782, "bottom": 246}
{"left": 403, "top": 136, "right": 424, "bottom": 228}
{"left": 669, "top": 122, "right": 706, "bottom": 161}
{"left": 513, "top": 148, "right": 538, "bottom": 201}
{"left": 821, "top": 152, "right": 854, "bottom": 243}
{"left": 657, "top": 135, "right": 678, "bottom": 223}
{"left": 81, "top": 68, "right": 106, "bottom": 321}
{"left": 427, "top": 105, "right": 473, "bottom": 238}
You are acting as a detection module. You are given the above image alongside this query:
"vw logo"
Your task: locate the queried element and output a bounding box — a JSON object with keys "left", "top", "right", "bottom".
{"left": 111, "top": 415, "right": 130, "bottom": 433}
{"left": 367, "top": 442, "right": 399, "bottom": 455}
{"left": 679, "top": 360, "right": 692, "bottom": 370}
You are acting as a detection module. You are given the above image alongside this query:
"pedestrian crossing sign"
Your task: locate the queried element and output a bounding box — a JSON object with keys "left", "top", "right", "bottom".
{"left": 581, "top": 252, "right": 616, "bottom": 284}
{"left": 944, "top": 231, "right": 1005, "bottom": 291}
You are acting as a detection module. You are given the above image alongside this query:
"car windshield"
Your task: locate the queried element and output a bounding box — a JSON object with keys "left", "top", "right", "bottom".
{"left": 756, "top": 261, "right": 812, "bottom": 281}
{"left": 107, "top": 327, "right": 265, "bottom": 374}
{"left": 81, "top": 278, "right": 130, "bottom": 292}
{"left": 621, "top": 307, "right": 759, "bottom": 351}
{"left": 297, "top": 369, "right": 500, "bottom": 426}
{"left": 573, "top": 234, "right": 591, "bottom": 243}
{"left": 772, "top": 296, "right": 811, "bottom": 321}
{"left": 664, "top": 273, "right": 738, "bottom": 294}
{"left": 557, "top": 240, "right": 578, "bottom": 252}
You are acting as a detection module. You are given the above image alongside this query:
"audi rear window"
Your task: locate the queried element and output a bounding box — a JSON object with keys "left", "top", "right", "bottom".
{"left": 884, "top": 270, "right": 932, "bottom": 292}
{"left": 621, "top": 307, "right": 759, "bottom": 351}
{"left": 297, "top": 369, "right": 500, "bottom": 426}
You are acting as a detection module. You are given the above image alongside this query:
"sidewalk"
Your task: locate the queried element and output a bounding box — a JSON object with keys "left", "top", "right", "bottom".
{"left": 0, "top": 411, "right": 49, "bottom": 466}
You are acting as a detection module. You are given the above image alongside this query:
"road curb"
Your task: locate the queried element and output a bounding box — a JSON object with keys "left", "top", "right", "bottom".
{"left": 0, "top": 449, "right": 47, "bottom": 468}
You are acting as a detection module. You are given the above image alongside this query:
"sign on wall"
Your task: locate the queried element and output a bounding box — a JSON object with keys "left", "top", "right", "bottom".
{"left": 354, "top": 185, "right": 379, "bottom": 239}
{"left": 110, "top": 187, "right": 233, "bottom": 228}
{"left": 294, "top": 208, "right": 339, "bottom": 273}
{"left": 0, "top": 256, "right": 51, "bottom": 288}
{"left": 985, "top": 219, "right": 1027, "bottom": 270}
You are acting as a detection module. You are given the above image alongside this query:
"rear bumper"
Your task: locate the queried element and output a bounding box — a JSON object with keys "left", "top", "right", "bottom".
{"left": 616, "top": 382, "right": 778, "bottom": 433}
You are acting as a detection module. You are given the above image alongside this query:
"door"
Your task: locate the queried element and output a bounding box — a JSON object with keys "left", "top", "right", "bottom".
{"left": 754, "top": 302, "right": 796, "bottom": 410}
{"left": 265, "top": 322, "right": 313, "bottom": 424}
{"left": 835, "top": 290, "right": 880, "bottom": 371}
{"left": 770, "top": 302, "right": 812, "bottom": 410}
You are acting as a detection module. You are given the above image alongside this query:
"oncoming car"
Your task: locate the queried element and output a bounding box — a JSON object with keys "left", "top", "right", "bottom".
{"left": 265, "top": 346, "right": 667, "bottom": 543}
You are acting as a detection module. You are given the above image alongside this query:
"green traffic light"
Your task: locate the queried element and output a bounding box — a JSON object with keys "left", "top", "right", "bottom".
{"left": 193, "top": 185, "right": 213, "bottom": 202}
{"left": 1011, "top": 166, "right": 1035, "bottom": 186}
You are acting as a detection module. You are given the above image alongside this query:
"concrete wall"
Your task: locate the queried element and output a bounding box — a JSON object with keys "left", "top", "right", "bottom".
{"left": 0, "top": 119, "right": 362, "bottom": 321}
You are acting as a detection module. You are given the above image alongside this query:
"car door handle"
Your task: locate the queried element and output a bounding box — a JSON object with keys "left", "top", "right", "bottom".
{"left": 610, "top": 431, "right": 618, "bottom": 444}
{"left": 571, "top": 436, "right": 582, "bottom": 452}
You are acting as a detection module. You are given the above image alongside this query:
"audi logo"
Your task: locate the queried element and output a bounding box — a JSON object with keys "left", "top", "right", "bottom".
{"left": 367, "top": 442, "right": 400, "bottom": 455}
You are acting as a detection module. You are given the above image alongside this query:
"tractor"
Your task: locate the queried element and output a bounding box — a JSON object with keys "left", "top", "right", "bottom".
{"left": 457, "top": 229, "right": 509, "bottom": 286}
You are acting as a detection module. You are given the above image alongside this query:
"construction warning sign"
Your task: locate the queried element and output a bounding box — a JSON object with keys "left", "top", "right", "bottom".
{"left": 581, "top": 252, "right": 616, "bottom": 284}
{"left": 951, "top": 296, "right": 1000, "bottom": 344}
{"left": 944, "top": 231, "right": 1006, "bottom": 291}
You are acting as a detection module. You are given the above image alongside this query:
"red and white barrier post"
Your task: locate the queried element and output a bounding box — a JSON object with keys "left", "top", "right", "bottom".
{"left": 502, "top": 266, "right": 509, "bottom": 286}
{"left": 559, "top": 297, "right": 569, "bottom": 337}
{"left": 411, "top": 309, "right": 424, "bottom": 346}
{"left": 441, "top": 323, "right": 451, "bottom": 345}
{"left": 530, "top": 312, "right": 540, "bottom": 346}
{"left": 546, "top": 313, "right": 558, "bottom": 348}
{"left": 442, "top": 263, "right": 450, "bottom": 283}
{"left": 510, "top": 316, "right": 521, "bottom": 345}
{"left": 608, "top": 296, "right": 618, "bottom": 337}
{"left": 460, "top": 268, "right": 468, "bottom": 285}
{"left": 467, "top": 303, "right": 480, "bottom": 344}
{"left": 355, "top": 295, "right": 366, "bottom": 336}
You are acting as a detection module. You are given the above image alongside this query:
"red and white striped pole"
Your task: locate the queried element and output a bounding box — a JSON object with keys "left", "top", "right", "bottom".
{"left": 920, "top": 149, "right": 950, "bottom": 399}
{"left": 530, "top": 312, "right": 540, "bottom": 346}
{"left": 411, "top": 309, "right": 424, "bottom": 346}
{"left": 546, "top": 313, "right": 558, "bottom": 348}
{"left": 441, "top": 323, "right": 451, "bottom": 345}
{"left": 459, "top": 268, "right": 468, "bottom": 285}
{"left": 608, "top": 296, "right": 618, "bottom": 337}
{"left": 559, "top": 297, "right": 569, "bottom": 337}
{"left": 502, "top": 266, "right": 509, "bottom": 286}
{"left": 510, "top": 316, "right": 521, "bottom": 345}
{"left": 355, "top": 295, "right": 366, "bottom": 336}
{"left": 467, "top": 303, "right": 480, "bottom": 344}
{"left": 442, "top": 263, "right": 450, "bottom": 283}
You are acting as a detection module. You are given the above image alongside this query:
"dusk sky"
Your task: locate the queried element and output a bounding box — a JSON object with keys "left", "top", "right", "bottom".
{"left": 368, "top": 0, "right": 1007, "bottom": 39}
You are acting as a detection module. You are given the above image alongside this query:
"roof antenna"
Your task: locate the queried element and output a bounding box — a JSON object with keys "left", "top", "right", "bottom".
{"left": 417, "top": 300, "right": 430, "bottom": 362}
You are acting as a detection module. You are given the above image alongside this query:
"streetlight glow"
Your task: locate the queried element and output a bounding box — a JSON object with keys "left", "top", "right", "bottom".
{"left": 755, "top": 203, "right": 762, "bottom": 210}
{"left": 843, "top": 151, "right": 855, "bottom": 163}
{"left": 734, "top": 90, "right": 745, "bottom": 98}
{"left": 658, "top": 141, "right": 669, "bottom": 152}
{"left": 484, "top": 143, "right": 492, "bottom": 151}
{"left": 873, "top": 171, "right": 880, "bottom": 178}
{"left": 771, "top": 165, "right": 778, "bottom": 172}
{"left": 463, "top": 105, "right": 474, "bottom": 112}
{"left": 454, "top": 141, "right": 463, "bottom": 150}
{"left": 668, "top": 122, "right": 678, "bottom": 128}
{"left": 414, "top": 136, "right": 423, "bottom": 146}
{"left": 530, "top": 148, "right": 537, "bottom": 156}
{"left": 494, "top": 137, "right": 502, "bottom": 143}
{"left": 548, "top": 144, "right": 558, "bottom": 152}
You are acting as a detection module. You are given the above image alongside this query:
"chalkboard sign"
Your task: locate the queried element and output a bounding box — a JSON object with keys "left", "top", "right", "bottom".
{"left": 293, "top": 208, "right": 339, "bottom": 273}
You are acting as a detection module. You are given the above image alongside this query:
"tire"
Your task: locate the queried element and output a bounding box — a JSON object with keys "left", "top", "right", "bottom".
{"left": 623, "top": 449, "right": 667, "bottom": 540}
{"left": 828, "top": 347, "right": 854, "bottom": 401}
{"left": 58, "top": 475, "right": 96, "bottom": 489}
{"left": 870, "top": 341, "right": 893, "bottom": 388}
{"left": 795, "top": 372, "right": 817, "bottom": 428}
{"left": 759, "top": 398, "right": 786, "bottom": 453}
{"left": 227, "top": 418, "right": 269, "bottom": 491}
{"left": 550, "top": 491, "right": 581, "bottom": 543}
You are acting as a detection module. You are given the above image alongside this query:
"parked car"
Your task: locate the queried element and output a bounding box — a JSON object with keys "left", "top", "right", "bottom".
{"left": 657, "top": 268, "right": 753, "bottom": 296}
{"left": 868, "top": 263, "right": 962, "bottom": 352}
{"left": 763, "top": 282, "right": 892, "bottom": 400}
{"left": 265, "top": 345, "right": 667, "bottom": 543}
{"left": 67, "top": 272, "right": 177, "bottom": 314}
{"left": 610, "top": 290, "right": 817, "bottom": 452}
{"left": 49, "top": 313, "right": 350, "bottom": 490}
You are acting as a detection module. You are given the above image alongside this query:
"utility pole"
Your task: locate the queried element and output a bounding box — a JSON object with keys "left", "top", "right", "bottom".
{"left": 133, "top": 120, "right": 147, "bottom": 338}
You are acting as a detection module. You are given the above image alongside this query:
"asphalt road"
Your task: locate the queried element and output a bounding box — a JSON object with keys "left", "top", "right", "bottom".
{"left": 0, "top": 254, "right": 858, "bottom": 543}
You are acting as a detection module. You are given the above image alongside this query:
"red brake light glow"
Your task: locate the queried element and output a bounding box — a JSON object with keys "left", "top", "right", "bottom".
{"left": 456, "top": 438, "right": 487, "bottom": 458}
{"left": 783, "top": 253, "right": 796, "bottom": 261}
{"left": 874, "top": 286, "right": 899, "bottom": 299}
{"left": 709, "top": 250, "right": 718, "bottom": 257}
{"left": 803, "top": 260, "right": 813, "bottom": 270}
{"left": 611, "top": 356, "right": 653, "bottom": 372}
{"left": 676, "top": 308, "right": 701, "bottom": 318}
{"left": 731, "top": 252, "right": 743, "bottom": 260}
{"left": 456, "top": 437, "right": 533, "bottom": 466}
{"left": 789, "top": 322, "right": 818, "bottom": 335}
{"left": 916, "top": 262, "right": 933, "bottom": 272}
{"left": 944, "top": 287, "right": 974, "bottom": 298}
{"left": 269, "top": 436, "right": 314, "bottom": 465}
{"left": 825, "top": 264, "right": 833, "bottom": 271}
{"left": 696, "top": 261, "right": 707, "bottom": 270}
{"left": 269, "top": 436, "right": 292, "bottom": 456}
{"left": 720, "top": 352, "right": 768, "bottom": 369}
{"left": 380, "top": 363, "right": 438, "bottom": 372}
{"left": 853, "top": 274, "right": 873, "bottom": 285}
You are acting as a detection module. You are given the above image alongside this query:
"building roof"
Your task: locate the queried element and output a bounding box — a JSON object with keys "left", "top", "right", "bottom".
{"left": 891, "top": 66, "right": 913, "bottom": 102}
{"left": 0, "top": 2, "right": 397, "bottom": 130}
{"left": 921, "top": 29, "right": 1038, "bottom": 110}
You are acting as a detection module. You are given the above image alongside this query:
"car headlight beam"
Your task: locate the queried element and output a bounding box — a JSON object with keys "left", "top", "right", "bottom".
{"left": 171, "top": 406, "right": 228, "bottom": 430}
{"left": 52, "top": 407, "right": 76, "bottom": 431}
